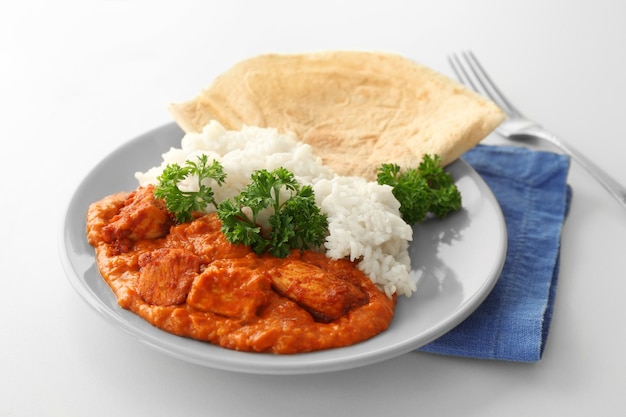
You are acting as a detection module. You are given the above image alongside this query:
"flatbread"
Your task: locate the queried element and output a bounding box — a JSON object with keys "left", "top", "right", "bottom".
{"left": 168, "top": 51, "right": 504, "bottom": 180}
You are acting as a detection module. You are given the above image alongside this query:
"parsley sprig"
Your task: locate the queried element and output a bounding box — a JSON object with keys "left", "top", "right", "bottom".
{"left": 377, "top": 154, "right": 462, "bottom": 224}
{"left": 216, "top": 167, "right": 328, "bottom": 258}
{"left": 154, "top": 154, "right": 226, "bottom": 223}
{"left": 153, "top": 152, "right": 457, "bottom": 257}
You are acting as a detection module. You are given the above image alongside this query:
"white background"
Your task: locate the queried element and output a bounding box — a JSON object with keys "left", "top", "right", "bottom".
{"left": 2, "top": 1, "right": 625, "bottom": 416}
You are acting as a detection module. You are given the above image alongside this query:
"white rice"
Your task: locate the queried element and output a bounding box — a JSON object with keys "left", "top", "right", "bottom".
{"left": 135, "top": 120, "right": 416, "bottom": 297}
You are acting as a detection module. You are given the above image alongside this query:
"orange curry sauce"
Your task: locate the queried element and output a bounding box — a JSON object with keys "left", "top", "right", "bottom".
{"left": 86, "top": 185, "right": 395, "bottom": 353}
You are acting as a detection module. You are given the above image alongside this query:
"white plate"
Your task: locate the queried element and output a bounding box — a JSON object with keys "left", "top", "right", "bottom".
{"left": 59, "top": 123, "right": 507, "bottom": 375}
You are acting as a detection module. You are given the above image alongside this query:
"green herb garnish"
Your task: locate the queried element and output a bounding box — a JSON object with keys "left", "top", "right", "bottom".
{"left": 154, "top": 154, "right": 226, "bottom": 223}
{"left": 216, "top": 167, "right": 328, "bottom": 258}
{"left": 377, "top": 154, "right": 462, "bottom": 224}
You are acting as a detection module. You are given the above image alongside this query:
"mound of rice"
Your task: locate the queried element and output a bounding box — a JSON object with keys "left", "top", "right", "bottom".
{"left": 135, "top": 120, "right": 416, "bottom": 297}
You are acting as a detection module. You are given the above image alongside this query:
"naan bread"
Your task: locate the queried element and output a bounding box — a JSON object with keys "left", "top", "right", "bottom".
{"left": 169, "top": 51, "right": 504, "bottom": 180}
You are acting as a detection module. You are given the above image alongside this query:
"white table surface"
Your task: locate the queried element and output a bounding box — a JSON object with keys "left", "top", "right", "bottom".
{"left": 2, "top": 1, "right": 625, "bottom": 415}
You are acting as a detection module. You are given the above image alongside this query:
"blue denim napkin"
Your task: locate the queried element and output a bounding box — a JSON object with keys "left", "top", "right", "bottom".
{"left": 418, "top": 144, "right": 571, "bottom": 362}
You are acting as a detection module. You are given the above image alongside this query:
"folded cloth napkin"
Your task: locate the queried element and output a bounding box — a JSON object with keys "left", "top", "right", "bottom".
{"left": 418, "top": 144, "right": 571, "bottom": 362}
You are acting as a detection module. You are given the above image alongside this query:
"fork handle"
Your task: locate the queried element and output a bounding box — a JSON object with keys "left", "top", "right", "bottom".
{"left": 528, "top": 128, "right": 626, "bottom": 209}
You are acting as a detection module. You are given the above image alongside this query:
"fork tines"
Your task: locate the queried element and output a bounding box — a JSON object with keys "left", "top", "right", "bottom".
{"left": 448, "top": 51, "right": 520, "bottom": 117}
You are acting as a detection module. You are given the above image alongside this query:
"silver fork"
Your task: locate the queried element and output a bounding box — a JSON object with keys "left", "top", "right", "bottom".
{"left": 449, "top": 51, "right": 626, "bottom": 209}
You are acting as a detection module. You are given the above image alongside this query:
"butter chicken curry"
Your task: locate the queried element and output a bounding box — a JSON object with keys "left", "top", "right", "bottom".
{"left": 87, "top": 185, "right": 395, "bottom": 353}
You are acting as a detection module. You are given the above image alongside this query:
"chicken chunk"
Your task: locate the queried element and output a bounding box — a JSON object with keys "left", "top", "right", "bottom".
{"left": 268, "top": 260, "right": 369, "bottom": 322}
{"left": 136, "top": 248, "right": 203, "bottom": 306}
{"left": 102, "top": 185, "right": 172, "bottom": 252}
{"left": 186, "top": 257, "right": 272, "bottom": 321}
{"left": 86, "top": 192, "right": 128, "bottom": 246}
